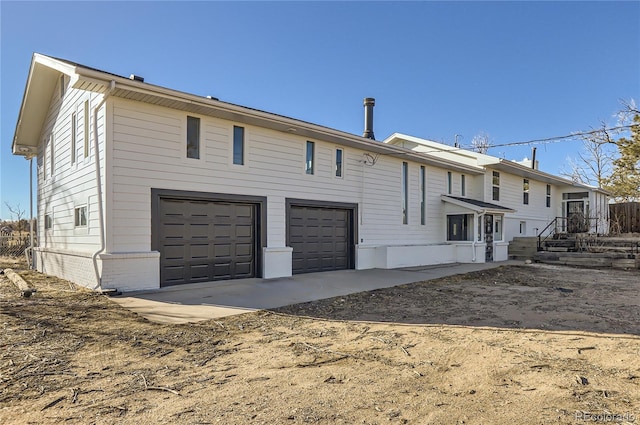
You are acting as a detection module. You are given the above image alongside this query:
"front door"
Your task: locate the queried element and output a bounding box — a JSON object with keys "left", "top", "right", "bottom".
{"left": 484, "top": 214, "right": 494, "bottom": 262}
{"left": 567, "top": 201, "right": 587, "bottom": 233}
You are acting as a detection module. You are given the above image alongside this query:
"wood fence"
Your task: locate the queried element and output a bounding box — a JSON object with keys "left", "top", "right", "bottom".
{"left": 609, "top": 202, "right": 640, "bottom": 234}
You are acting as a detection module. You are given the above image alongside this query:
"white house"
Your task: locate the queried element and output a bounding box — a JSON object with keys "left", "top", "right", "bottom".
{"left": 11, "top": 54, "right": 607, "bottom": 292}
{"left": 384, "top": 134, "right": 610, "bottom": 243}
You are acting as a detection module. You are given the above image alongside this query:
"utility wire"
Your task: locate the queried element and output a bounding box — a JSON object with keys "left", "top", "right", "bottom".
{"left": 484, "top": 124, "right": 637, "bottom": 149}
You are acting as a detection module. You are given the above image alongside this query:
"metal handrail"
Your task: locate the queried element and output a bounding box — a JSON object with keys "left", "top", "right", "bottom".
{"left": 537, "top": 217, "right": 559, "bottom": 250}
{"left": 537, "top": 216, "right": 603, "bottom": 251}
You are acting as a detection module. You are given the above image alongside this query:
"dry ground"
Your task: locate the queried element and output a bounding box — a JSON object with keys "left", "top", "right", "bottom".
{"left": 1, "top": 257, "right": 638, "bottom": 425}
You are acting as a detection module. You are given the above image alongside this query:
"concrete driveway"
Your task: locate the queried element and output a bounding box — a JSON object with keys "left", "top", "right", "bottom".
{"left": 112, "top": 262, "right": 516, "bottom": 324}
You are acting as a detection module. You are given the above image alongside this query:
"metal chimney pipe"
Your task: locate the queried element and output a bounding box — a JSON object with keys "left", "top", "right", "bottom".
{"left": 531, "top": 147, "right": 537, "bottom": 169}
{"left": 362, "top": 97, "right": 375, "bottom": 140}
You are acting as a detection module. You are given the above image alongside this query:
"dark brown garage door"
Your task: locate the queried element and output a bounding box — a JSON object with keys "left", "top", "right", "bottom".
{"left": 289, "top": 205, "right": 354, "bottom": 274}
{"left": 158, "top": 198, "right": 257, "bottom": 286}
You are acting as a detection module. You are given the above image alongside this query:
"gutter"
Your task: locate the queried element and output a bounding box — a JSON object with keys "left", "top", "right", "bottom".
{"left": 91, "top": 80, "right": 116, "bottom": 292}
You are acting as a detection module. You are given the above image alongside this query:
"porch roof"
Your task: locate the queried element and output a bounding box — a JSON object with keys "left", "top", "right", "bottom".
{"left": 441, "top": 195, "right": 516, "bottom": 214}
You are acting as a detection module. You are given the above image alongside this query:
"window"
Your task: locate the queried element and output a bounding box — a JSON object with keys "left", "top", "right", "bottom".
{"left": 187, "top": 116, "right": 200, "bottom": 159}
{"left": 563, "top": 192, "right": 588, "bottom": 200}
{"left": 447, "top": 214, "right": 473, "bottom": 241}
{"left": 71, "top": 113, "right": 77, "bottom": 164}
{"left": 335, "top": 148, "right": 343, "bottom": 178}
{"left": 546, "top": 184, "right": 551, "bottom": 208}
{"left": 43, "top": 136, "right": 48, "bottom": 179}
{"left": 83, "top": 100, "right": 90, "bottom": 158}
{"left": 420, "top": 166, "right": 426, "bottom": 225}
{"left": 494, "top": 216, "right": 503, "bottom": 241}
{"left": 233, "top": 125, "right": 244, "bottom": 165}
{"left": 523, "top": 179, "right": 529, "bottom": 205}
{"left": 75, "top": 206, "right": 87, "bottom": 227}
{"left": 305, "top": 141, "right": 314, "bottom": 174}
{"left": 50, "top": 134, "right": 55, "bottom": 176}
{"left": 492, "top": 171, "right": 500, "bottom": 201}
{"left": 447, "top": 171, "right": 452, "bottom": 194}
{"left": 44, "top": 214, "right": 52, "bottom": 230}
{"left": 461, "top": 174, "right": 466, "bottom": 196}
{"left": 402, "top": 162, "right": 408, "bottom": 224}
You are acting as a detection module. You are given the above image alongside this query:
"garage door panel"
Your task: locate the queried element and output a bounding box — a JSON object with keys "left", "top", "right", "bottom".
{"left": 164, "top": 265, "right": 185, "bottom": 283}
{"left": 236, "top": 224, "right": 253, "bottom": 238}
{"left": 163, "top": 245, "right": 185, "bottom": 260}
{"left": 235, "top": 243, "right": 254, "bottom": 256}
{"left": 289, "top": 205, "right": 353, "bottom": 274}
{"left": 214, "top": 224, "right": 232, "bottom": 238}
{"left": 162, "top": 223, "right": 185, "bottom": 239}
{"left": 158, "top": 197, "right": 257, "bottom": 286}
{"left": 190, "top": 244, "right": 209, "bottom": 259}
{"left": 234, "top": 261, "right": 254, "bottom": 276}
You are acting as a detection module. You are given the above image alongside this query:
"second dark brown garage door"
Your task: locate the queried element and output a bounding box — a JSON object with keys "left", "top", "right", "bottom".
{"left": 288, "top": 203, "right": 355, "bottom": 274}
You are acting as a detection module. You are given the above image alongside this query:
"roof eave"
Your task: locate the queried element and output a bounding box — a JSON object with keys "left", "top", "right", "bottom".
{"left": 12, "top": 54, "right": 77, "bottom": 157}
{"left": 441, "top": 195, "right": 516, "bottom": 214}
{"left": 71, "top": 67, "right": 485, "bottom": 173}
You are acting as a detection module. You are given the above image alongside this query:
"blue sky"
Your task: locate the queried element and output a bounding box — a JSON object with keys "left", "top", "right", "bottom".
{"left": 1, "top": 1, "right": 639, "bottom": 220}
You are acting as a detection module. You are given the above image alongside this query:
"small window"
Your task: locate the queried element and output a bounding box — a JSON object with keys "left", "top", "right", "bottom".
{"left": 447, "top": 171, "right": 452, "bottom": 194}
{"left": 74, "top": 206, "right": 87, "bottom": 227}
{"left": 420, "top": 166, "right": 426, "bottom": 225}
{"left": 402, "top": 162, "right": 408, "bottom": 224}
{"left": 305, "top": 141, "right": 314, "bottom": 174}
{"left": 233, "top": 125, "right": 244, "bottom": 165}
{"left": 44, "top": 214, "right": 52, "bottom": 230}
{"left": 523, "top": 179, "right": 529, "bottom": 205}
{"left": 50, "top": 134, "right": 55, "bottom": 176}
{"left": 335, "top": 148, "right": 343, "bottom": 178}
{"left": 461, "top": 174, "right": 466, "bottom": 196}
{"left": 447, "top": 214, "right": 473, "bottom": 241}
{"left": 492, "top": 171, "right": 500, "bottom": 201}
{"left": 43, "top": 136, "right": 48, "bottom": 179}
{"left": 546, "top": 184, "right": 551, "bottom": 208}
{"left": 187, "top": 116, "right": 200, "bottom": 159}
{"left": 71, "top": 113, "right": 77, "bottom": 164}
{"left": 83, "top": 100, "right": 90, "bottom": 158}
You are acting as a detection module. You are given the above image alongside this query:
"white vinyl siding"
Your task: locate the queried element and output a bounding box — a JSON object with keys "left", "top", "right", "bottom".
{"left": 109, "top": 98, "right": 452, "bottom": 251}
{"left": 36, "top": 85, "right": 105, "bottom": 252}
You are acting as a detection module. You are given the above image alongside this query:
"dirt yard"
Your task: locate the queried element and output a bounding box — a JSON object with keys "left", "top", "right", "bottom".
{"left": 1, "top": 257, "right": 638, "bottom": 425}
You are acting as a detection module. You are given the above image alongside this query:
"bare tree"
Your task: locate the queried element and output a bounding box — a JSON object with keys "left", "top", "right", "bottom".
{"left": 560, "top": 121, "right": 617, "bottom": 187}
{"left": 616, "top": 98, "right": 639, "bottom": 125}
{"left": 471, "top": 132, "right": 491, "bottom": 154}
{"left": 4, "top": 203, "right": 27, "bottom": 232}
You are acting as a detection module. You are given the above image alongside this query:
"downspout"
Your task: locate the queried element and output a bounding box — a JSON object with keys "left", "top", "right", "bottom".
{"left": 91, "top": 80, "right": 116, "bottom": 291}
{"left": 25, "top": 157, "right": 34, "bottom": 268}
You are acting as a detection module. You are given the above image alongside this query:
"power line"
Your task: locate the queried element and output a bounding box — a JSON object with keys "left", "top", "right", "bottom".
{"left": 483, "top": 124, "right": 637, "bottom": 149}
